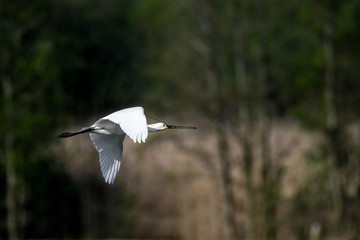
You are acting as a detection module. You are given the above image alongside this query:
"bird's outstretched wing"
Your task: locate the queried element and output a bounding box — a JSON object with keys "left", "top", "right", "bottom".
{"left": 102, "top": 106, "right": 148, "bottom": 143}
{"left": 90, "top": 133, "right": 125, "bottom": 184}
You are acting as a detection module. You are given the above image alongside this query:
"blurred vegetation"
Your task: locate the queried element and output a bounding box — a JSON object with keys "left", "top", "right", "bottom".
{"left": 1, "top": 0, "right": 360, "bottom": 239}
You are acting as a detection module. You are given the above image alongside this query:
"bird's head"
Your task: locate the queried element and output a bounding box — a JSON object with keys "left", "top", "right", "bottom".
{"left": 147, "top": 122, "right": 169, "bottom": 132}
{"left": 147, "top": 122, "right": 197, "bottom": 132}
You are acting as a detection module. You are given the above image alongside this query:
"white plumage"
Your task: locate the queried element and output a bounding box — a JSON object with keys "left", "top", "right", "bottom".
{"left": 89, "top": 133, "right": 124, "bottom": 184}
{"left": 101, "top": 106, "right": 148, "bottom": 143}
{"left": 89, "top": 107, "right": 148, "bottom": 183}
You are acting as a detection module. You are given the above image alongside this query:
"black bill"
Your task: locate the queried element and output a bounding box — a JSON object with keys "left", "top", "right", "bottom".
{"left": 167, "top": 124, "right": 197, "bottom": 130}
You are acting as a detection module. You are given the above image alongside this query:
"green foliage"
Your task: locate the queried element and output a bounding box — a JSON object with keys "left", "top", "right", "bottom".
{"left": 48, "top": 0, "right": 149, "bottom": 116}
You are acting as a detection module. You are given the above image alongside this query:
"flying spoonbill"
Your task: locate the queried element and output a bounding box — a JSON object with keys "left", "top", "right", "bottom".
{"left": 58, "top": 106, "right": 196, "bottom": 183}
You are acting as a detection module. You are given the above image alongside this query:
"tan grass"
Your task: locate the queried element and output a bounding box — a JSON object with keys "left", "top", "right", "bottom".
{"left": 55, "top": 119, "right": 321, "bottom": 239}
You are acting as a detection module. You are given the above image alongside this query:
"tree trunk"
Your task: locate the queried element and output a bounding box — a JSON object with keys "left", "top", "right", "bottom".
{"left": 2, "top": 72, "right": 18, "bottom": 240}
{"left": 233, "top": 19, "right": 256, "bottom": 239}
{"left": 215, "top": 125, "right": 237, "bottom": 240}
{"left": 324, "top": 22, "right": 336, "bottom": 131}
{"left": 193, "top": 2, "right": 238, "bottom": 238}
{"left": 323, "top": 21, "right": 343, "bottom": 223}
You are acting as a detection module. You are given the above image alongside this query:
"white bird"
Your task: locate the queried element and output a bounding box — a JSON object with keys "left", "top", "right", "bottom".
{"left": 58, "top": 106, "right": 196, "bottom": 184}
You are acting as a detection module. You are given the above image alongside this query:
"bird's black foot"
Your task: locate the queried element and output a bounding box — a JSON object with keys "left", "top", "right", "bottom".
{"left": 57, "top": 132, "right": 75, "bottom": 138}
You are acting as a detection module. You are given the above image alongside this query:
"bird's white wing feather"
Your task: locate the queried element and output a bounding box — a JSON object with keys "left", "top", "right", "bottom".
{"left": 102, "top": 106, "right": 148, "bottom": 143}
{"left": 90, "top": 133, "right": 125, "bottom": 184}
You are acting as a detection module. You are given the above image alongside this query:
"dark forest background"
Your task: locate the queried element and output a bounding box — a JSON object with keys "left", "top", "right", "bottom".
{"left": 1, "top": 0, "right": 360, "bottom": 239}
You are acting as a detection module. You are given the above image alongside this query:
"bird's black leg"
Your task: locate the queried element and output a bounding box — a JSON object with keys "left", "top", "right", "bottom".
{"left": 57, "top": 127, "right": 95, "bottom": 138}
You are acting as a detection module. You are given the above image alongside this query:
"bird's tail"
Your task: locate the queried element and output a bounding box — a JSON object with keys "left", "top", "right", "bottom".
{"left": 57, "top": 127, "right": 95, "bottom": 138}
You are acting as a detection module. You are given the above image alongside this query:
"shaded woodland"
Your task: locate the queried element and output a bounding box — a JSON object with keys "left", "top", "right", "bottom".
{"left": 1, "top": 0, "right": 360, "bottom": 239}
